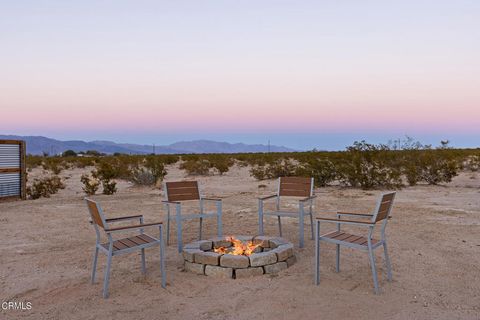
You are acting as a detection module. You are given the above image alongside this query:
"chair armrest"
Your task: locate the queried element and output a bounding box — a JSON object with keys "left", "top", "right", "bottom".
{"left": 105, "top": 214, "right": 143, "bottom": 222}
{"left": 299, "top": 195, "right": 317, "bottom": 202}
{"left": 337, "top": 211, "right": 373, "bottom": 217}
{"left": 162, "top": 200, "right": 181, "bottom": 205}
{"left": 105, "top": 222, "right": 163, "bottom": 233}
{"left": 316, "top": 217, "right": 374, "bottom": 227}
{"left": 258, "top": 194, "right": 278, "bottom": 201}
{"left": 201, "top": 197, "right": 222, "bottom": 202}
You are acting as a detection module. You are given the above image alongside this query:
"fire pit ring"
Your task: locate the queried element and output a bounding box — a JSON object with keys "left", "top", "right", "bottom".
{"left": 182, "top": 236, "right": 296, "bottom": 279}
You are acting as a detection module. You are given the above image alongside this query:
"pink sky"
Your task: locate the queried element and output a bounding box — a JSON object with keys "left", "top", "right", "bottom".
{"left": 1, "top": 1, "right": 480, "bottom": 148}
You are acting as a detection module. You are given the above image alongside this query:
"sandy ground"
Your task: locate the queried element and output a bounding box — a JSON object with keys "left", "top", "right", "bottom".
{"left": 1, "top": 165, "right": 480, "bottom": 320}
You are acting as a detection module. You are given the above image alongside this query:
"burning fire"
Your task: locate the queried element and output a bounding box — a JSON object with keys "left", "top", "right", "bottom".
{"left": 214, "top": 236, "right": 259, "bottom": 256}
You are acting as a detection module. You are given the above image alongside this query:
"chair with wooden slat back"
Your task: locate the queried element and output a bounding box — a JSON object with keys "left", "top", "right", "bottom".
{"left": 162, "top": 181, "right": 223, "bottom": 252}
{"left": 258, "top": 176, "right": 316, "bottom": 248}
{"left": 85, "top": 198, "right": 166, "bottom": 298}
{"left": 314, "top": 192, "right": 396, "bottom": 294}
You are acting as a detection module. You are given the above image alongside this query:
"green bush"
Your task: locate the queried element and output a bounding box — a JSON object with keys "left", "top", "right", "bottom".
{"left": 296, "top": 158, "right": 337, "bottom": 187}
{"left": 337, "top": 141, "right": 403, "bottom": 189}
{"left": 27, "top": 175, "right": 65, "bottom": 199}
{"left": 250, "top": 159, "right": 297, "bottom": 180}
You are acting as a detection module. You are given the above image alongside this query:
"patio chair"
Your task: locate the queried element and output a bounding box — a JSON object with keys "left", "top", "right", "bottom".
{"left": 314, "top": 192, "right": 396, "bottom": 294}
{"left": 258, "top": 177, "right": 316, "bottom": 248}
{"left": 162, "top": 181, "right": 222, "bottom": 252}
{"left": 85, "top": 198, "right": 166, "bottom": 298}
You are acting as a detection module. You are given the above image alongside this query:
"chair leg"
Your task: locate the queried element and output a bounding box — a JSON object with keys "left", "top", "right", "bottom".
{"left": 309, "top": 212, "right": 314, "bottom": 240}
{"left": 199, "top": 217, "right": 203, "bottom": 240}
{"left": 91, "top": 246, "right": 99, "bottom": 284}
{"left": 315, "top": 221, "right": 320, "bottom": 285}
{"left": 103, "top": 250, "right": 113, "bottom": 298}
{"left": 159, "top": 225, "right": 166, "bottom": 288}
{"left": 277, "top": 216, "right": 282, "bottom": 237}
{"left": 368, "top": 245, "right": 380, "bottom": 294}
{"left": 299, "top": 206, "right": 305, "bottom": 248}
{"left": 336, "top": 244, "right": 340, "bottom": 272}
{"left": 383, "top": 242, "right": 393, "bottom": 281}
{"left": 258, "top": 200, "right": 264, "bottom": 236}
{"left": 176, "top": 218, "right": 183, "bottom": 253}
{"left": 166, "top": 210, "right": 171, "bottom": 245}
{"left": 216, "top": 201, "right": 222, "bottom": 236}
{"left": 141, "top": 248, "right": 146, "bottom": 275}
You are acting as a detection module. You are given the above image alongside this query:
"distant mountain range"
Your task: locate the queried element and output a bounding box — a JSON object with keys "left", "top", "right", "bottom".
{"left": 0, "top": 135, "right": 296, "bottom": 155}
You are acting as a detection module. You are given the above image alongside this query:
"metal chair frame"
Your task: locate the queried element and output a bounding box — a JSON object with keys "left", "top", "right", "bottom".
{"left": 85, "top": 198, "right": 166, "bottom": 298}
{"left": 162, "top": 181, "right": 222, "bottom": 252}
{"left": 314, "top": 192, "right": 396, "bottom": 294}
{"left": 258, "top": 177, "right": 316, "bottom": 248}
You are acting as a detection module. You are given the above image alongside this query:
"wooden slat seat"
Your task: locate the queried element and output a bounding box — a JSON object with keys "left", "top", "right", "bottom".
{"left": 101, "top": 234, "right": 158, "bottom": 253}
{"left": 321, "top": 231, "right": 380, "bottom": 249}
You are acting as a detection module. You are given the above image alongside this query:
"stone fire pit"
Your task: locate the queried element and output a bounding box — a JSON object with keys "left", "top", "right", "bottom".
{"left": 182, "top": 236, "right": 296, "bottom": 279}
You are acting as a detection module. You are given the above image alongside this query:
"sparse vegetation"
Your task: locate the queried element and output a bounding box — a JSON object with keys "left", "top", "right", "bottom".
{"left": 24, "top": 138, "right": 479, "bottom": 191}
{"left": 27, "top": 176, "right": 65, "bottom": 199}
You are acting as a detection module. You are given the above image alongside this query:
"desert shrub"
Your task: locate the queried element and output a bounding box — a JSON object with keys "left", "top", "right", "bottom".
{"left": 296, "top": 158, "right": 337, "bottom": 187}
{"left": 464, "top": 155, "right": 480, "bottom": 172}
{"left": 42, "top": 157, "right": 65, "bottom": 174}
{"left": 417, "top": 150, "right": 458, "bottom": 185}
{"left": 180, "top": 159, "right": 211, "bottom": 176}
{"left": 101, "top": 179, "right": 117, "bottom": 195}
{"left": 250, "top": 159, "right": 297, "bottom": 180}
{"left": 62, "top": 150, "right": 77, "bottom": 157}
{"left": 27, "top": 175, "right": 65, "bottom": 199}
{"left": 94, "top": 161, "right": 122, "bottom": 195}
{"left": 337, "top": 141, "right": 403, "bottom": 189}
{"left": 144, "top": 156, "right": 167, "bottom": 182}
{"left": 130, "top": 168, "right": 156, "bottom": 186}
{"left": 207, "top": 155, "right": 234, "bottom": 175}
{"left": 26, "top": 156, "right": 43, "bottom": 170}
{"left": 80, "top": 173, "right": 100, "bottom": 195}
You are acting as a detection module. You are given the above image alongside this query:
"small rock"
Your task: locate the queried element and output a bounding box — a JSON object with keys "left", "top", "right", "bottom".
{"left": 253, "top": 236, "right": 272, "bottom": 248}
{"left": 194, "top": 251, "right": 221, "bottom": 265}
{"left": 205, "top": 265, "right": 233, "bottom": 279}
{"left": 220, "top": 254, "right": 250, "bottom": 268}
{"left": 183, "top": 248, "right": 203, "bottom": 262}
{"left": 184, "top": 240, "right": 213, "bottom": 251}
{"left": 271, "top": 243, "right": 294, "bottom": 261}
{"left": 235, "top": 267, "right": 264, "bottom": 279}
{"left": 286, "top": 255, "right": 297, "bottom": 267}
{"left": 184, "top": 261, "right": 205, "bottom": 275}
{"left": 249, "top": 251, "right": 277, "bottom": 267}
{"left": 211, "top": 237, "right": 232, "bottom": 248}
{"left": 269, "top": 237, "right": 289, "bottom": 248}
{"left": 264, "top": 262, "right": 288, "bottom": 274}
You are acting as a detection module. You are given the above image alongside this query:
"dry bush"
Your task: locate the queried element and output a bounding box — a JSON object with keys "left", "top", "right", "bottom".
{"left": 80, "top": 173, "right": 100, "bottom": 195}
{"left": 27, "top": 176, "right": 65, "bottom": 199}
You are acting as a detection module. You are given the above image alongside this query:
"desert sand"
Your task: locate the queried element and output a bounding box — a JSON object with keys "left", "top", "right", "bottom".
{"left": 1, "top": 164, "right": 479, "bottom": 320}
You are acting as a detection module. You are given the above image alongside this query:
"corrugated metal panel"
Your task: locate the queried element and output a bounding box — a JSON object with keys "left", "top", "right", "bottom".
{"left": 0, "top": 143, "right": 21, "bottom": 197}
{"left": 0, "top": 144, "right": 20, "bottom": 168}
{"left": 0, "top": 173, "right": 20, "bottom": 196}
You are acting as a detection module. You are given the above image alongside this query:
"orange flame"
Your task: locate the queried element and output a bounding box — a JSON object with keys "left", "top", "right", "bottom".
{"left": 214, "top": 236, "right": 259, "bottom": 256}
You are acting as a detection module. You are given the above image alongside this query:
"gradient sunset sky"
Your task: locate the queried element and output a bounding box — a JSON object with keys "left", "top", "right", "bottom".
{"left": 1, "top": 1, "right": 479, "bottom": 150}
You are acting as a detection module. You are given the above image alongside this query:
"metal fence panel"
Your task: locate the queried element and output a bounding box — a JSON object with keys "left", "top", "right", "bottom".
{"left": 0, "top": 141, "right": 24, "bottom": 199}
